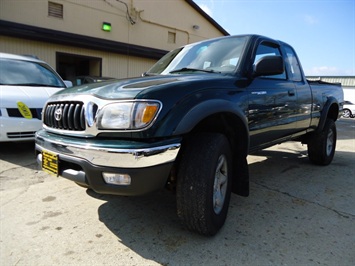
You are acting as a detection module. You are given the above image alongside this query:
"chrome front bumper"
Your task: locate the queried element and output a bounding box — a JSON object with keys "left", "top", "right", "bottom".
{"left": 35, "top": 130, "right": 181, "bottom": 169}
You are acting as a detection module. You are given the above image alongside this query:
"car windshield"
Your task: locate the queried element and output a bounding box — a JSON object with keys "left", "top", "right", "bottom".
{"left": 0, "top": 58, "right": 65, "bottom": 87}
{"left": 146, "top": 36, "right": 249, "bottom": 75}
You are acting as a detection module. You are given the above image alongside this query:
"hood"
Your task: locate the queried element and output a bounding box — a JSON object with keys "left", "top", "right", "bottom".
{"left": 0, "top": 85, "right": 64, "bottom": 108}
{"left": 53, "top": 74, "right": 230, "bottom": 100}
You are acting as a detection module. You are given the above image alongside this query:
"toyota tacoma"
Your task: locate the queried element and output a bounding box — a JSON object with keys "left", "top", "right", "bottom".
{"left": 35, "top": 35, "right": 343, "bottom": 235}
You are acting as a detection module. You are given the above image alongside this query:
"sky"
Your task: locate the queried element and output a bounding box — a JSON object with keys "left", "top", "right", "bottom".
{"left": 194, "top": 0, "right": 355, "bottom": 76}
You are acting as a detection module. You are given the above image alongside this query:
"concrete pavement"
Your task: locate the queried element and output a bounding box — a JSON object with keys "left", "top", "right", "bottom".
{"left": 1, "top": 119, "right": 354, "bottom": 265}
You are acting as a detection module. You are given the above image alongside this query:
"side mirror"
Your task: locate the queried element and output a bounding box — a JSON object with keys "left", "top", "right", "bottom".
{"left": 64, "top": 80, "right": 73, "bottom": 88}
{"left": 253, "top": 55, "right": 284, "bottom": 77}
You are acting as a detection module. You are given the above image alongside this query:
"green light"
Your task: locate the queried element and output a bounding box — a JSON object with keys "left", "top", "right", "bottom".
{"left": 102, "top": 22, "right": 111, "bottom": 32}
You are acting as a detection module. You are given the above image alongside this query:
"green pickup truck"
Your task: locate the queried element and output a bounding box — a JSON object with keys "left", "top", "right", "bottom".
{"left": 35, "top": 34, "right": 343, "bottom": 235}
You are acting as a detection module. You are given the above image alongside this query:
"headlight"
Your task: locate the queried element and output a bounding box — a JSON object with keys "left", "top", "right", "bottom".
{"left": 97, "top": 101, "right": 161, "bottom": 130}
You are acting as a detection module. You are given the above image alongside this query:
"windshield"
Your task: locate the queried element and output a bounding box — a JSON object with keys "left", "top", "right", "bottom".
{"left": 147, "top": 36, "right": 249, "bottom": 75}
{"left": 0, "top": 58, "right": 65, "bottom": 87}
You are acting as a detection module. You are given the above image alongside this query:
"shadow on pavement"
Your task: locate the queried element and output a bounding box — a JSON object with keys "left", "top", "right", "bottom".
{"left": 0, "top": 141, "right": 37, "bottom": 169}
{"left": 92, "top": 146, "right": 354, "bottom": 265}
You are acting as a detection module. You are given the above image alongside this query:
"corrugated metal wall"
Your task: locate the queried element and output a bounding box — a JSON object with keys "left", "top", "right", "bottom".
{"left": 0, "top": 36, "right": 156, "bottom": 78}
{"left": 307, "top": 76, "right": 355, "bottom": 87}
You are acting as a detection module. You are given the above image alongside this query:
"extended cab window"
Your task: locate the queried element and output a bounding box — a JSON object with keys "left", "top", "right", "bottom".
{"left": 254, "top": 42, "right": 286, "bottom": 80}
{"left": 284, "top": 45, "right": 302, "bottom": 81}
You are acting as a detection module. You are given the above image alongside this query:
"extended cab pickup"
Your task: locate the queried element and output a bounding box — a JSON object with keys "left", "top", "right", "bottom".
{"left": 35, "top": 35, "right": 343, "bottom": 235}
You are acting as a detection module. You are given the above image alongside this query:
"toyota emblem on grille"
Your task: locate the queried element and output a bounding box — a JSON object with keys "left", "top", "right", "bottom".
{"left": 54, "top": 108, "right": 63, "bottom": 121}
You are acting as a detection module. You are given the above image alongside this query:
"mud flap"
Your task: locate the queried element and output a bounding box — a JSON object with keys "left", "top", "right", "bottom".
{"left": 232, "top": 154, "right": 249, "bottom": 197}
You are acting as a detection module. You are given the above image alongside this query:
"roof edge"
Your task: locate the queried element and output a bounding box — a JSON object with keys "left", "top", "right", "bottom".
{"left": 185, "top": 0, "right": 229, "bottom": 36}
{"left": 0, "top": 20, "right": 168, "bottom": 60}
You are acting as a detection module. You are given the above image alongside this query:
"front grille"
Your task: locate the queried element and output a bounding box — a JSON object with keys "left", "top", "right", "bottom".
{"left": 7, "top": 108, "right": 42, "bottom": 119}
{"left": 7, "top": 131, "right": 36, "bottom": 139}
{"left": 44, "top": 102, "right": 86, "bottom": 131}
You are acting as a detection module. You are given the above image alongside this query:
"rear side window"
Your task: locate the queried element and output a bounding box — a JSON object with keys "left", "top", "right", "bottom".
{"left": 284, "top": 45, "right": 302, "bottom": 81}
{"left": 253, "top": 42, "right": 286, "bottom": 80}
{"left": 0, "top": 58, "right": 64, "bottom": 87}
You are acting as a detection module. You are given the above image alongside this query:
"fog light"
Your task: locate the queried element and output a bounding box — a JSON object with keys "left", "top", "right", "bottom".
{"left": 102, "top": 173, "right": 131, "bottom": 185}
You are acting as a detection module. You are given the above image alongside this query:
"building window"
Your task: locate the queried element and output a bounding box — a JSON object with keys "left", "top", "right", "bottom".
{"left": 48, "top": 1, "right": 63, "bottom": 19}
{"left": 168, "top": 32, "right": 176, "bottom": 44}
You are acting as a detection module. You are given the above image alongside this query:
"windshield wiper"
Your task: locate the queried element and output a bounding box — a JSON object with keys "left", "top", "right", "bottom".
{"left": 170, "top": 67, "right": 220, "bottom": 74}
{"left": 5, "top": 83, "right": 63, "bottom": 87}
{"left": 142, "top": 72, "right": 160, "bottom": 76}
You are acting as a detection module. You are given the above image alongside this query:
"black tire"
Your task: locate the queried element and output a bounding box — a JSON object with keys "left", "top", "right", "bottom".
{"left": 342, "top": 109, "right": 351, "bottom": 118}
{"left": 176, "top": 133, "right": 232, "bottom": 236}
{"left": 307, "top": 118, "right": 336, "bottom": 165}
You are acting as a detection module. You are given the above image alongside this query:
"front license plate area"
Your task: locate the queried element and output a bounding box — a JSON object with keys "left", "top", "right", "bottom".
{"left": 42, "top": 150, "right": 59, "bottom": 176}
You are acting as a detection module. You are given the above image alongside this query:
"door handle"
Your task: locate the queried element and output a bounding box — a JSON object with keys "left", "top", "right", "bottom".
{"left": 288, "top": 89, "right": 295, "bottom": 96}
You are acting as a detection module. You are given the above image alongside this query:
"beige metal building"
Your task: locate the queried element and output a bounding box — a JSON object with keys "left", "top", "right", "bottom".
{"left": 0, "top": 0, "right": 229, "bottom": 81}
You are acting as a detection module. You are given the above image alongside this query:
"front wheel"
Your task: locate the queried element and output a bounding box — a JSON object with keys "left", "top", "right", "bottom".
{"left": 176, "top": 133, "right": 232, "bottom": 236}
{"left": 307, "top": 118, "right": 337, "bottom": 165}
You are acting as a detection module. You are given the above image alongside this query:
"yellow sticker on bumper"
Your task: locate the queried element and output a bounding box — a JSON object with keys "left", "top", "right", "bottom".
{"left": 42, "top": 150, "right": 59, "bottom": 176}
{"left": 17, "top": 101, "right": 33, "bottom": 119}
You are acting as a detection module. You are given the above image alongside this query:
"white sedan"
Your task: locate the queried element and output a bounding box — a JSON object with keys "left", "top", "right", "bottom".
{"left": 0, "top": 53, "right": 71, "bottom": 142}
{"left": 342, "top": 101, "right": 355, "bottom": 118}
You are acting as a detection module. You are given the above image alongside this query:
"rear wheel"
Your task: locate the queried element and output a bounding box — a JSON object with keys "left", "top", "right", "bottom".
{"left": 176, "top": 133, "right": 232, "bottom": 236}
{"left": 342, "top": 109, "right": 352, "bottom": 118}
{"left": 307, "top": 118, "right": 336, "bottom": 165}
